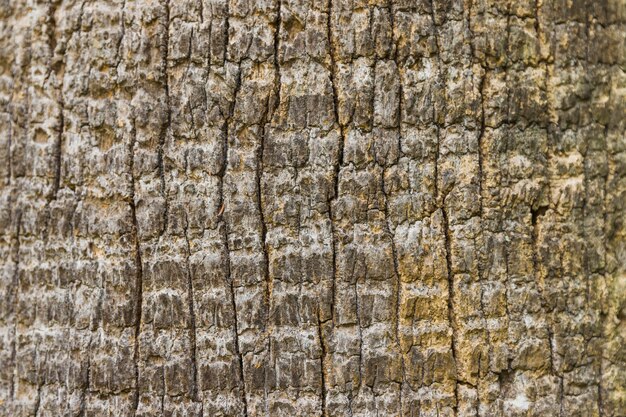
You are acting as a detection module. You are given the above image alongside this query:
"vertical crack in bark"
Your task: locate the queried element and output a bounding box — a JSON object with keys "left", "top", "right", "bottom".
{"left": 5, "top": 71, "right": 16, "bottom": 185}
{"left": 429, "top": 0, "right": 444, "bottom": 205}
{"left": 473, "top": 26, "right": 489, "bottom": 410}
{"left": 50, "top": 94, "right": 63, "bottom": 200}
{"left": 476, "top": 67, "right": 485, "bottom": 222}
{"left": 223, "top": 192, "right": 249, "bottom": 415}
{"left": 220, "top": 50, "right": 248, "bottom": 415}
{"left": 441, "top": 206, "right": 458, "bottom": 415}
{"left": 160, "top": 367, "right": 165, "bottom": 415}
{"left": 559, "top": 373, "right": 565, "bottom": 417}
{"left": 223, "top": 1, "right": 230, "bottom": 64}
{"left": 33, "top": 379, "right": 42, "bottom": 417}
{"left": 533, "top": 0, "right": 564, "bottom": 400}
{"left": 182, "top": 214, "right": 198, "bottom": 402}
{"left": 325, "top": 0, "right": 343, "bottom": 408}
{"left": 583, "top": 4, "right": 604, "bottom": 413}
{"left": 79, "top": 338, "right": 92, "bottom": 417}
{"left": 381, "top": 153, "right": 404, "bottom": 407}
{"left": 429, "top": 1, "right": 458, "bottom": 412}
{"left": 114, "top": 0, "right": 127, "bottom": 74}
{"left": 258, "top": 0, "right": 281, "bottom": 336}
{"left": 598, "top": 74, "right": 612, "bottom": 417}
{"left": 129, "top": 119, "right": 144, "bottom": 416}
{"left": 270, "top": 0, "right": 282, "bottom": 123}
{"left": 354, "top": 277, "right": 364, "bottom": 394}
{"left": 532, "top": 201, "right": 553, "bottom": 383}
{"left": 317, "top": 314, "right": 328, "bottom": 417}
{"left": 327, "top": 0, "right": 345, "bottom": 193}
{"left": 9, "top": 210, "right": 22, "bottom": 401}
{"left": 157, "top": 0, "right": 171, "bottom": 239}
{"left": 46, "top": 0, "right": 64, "bottom": 201}
{"left": 5, "top": 118, "right": 12, "bottom": 185}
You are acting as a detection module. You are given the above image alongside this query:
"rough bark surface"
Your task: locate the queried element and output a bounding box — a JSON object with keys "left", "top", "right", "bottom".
{"left": 0, "top": 0, "right": 625, "bottom": 416}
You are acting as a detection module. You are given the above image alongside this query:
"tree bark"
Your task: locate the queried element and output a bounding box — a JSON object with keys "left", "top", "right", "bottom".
{"left": 0, "top": 0, "right": 625, "bottom": 416}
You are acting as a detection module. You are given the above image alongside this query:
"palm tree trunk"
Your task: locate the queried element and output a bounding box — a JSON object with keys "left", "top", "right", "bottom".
{"left": 0, "top": 0, "right": 624, "bottom": 415}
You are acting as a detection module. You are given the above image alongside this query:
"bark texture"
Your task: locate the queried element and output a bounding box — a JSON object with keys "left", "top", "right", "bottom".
{"left": 1, "top": 0, "right": 625, "bottom": 416}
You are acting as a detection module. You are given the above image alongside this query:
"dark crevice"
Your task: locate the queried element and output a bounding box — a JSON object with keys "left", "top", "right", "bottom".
{"left": 114, "top": 0, "right": 127, "bottom": 74}
{"left": 325, "top": 0, "right": 343, "bottom": 408}
{"left": 429, "top": 0, "right": 457, "bottom": 413}
{"left": 326, "top": 0, "right": 342, "bottom": 336}
{"left": 33, "top": 381, "right": 42, "bottom": 417}
{"left": 50, "top": 98, "right": 64, "bottom": 201}
{"left": 182, "top": 214, "right": 199, "bottom": 402}
{"left": 381, "top": 159, "right": 404, "bottom": 405}
{"left": 79, "top": 342, "right": 91, "bottom": 417}
{"left": 429, "top": 0, "right": 445, "bottom": 206}
{"left": 354, "top": 279, "right": 364, "bottom": 398}
{"left": 223, "top": 1, "right": 230, "bottom": 64}
{"left": 260, "top": 114, "right": 274, "bottom": 411}
{"left": 327, "top": 0, "right": 345, "bottom": 186}
{"left": 6, "top": 104, "right": 14, "bottom": 185}
{"left": 219, "top": 41, "right": 248, "bottom": 416}
{"left": 477, "top": 73, "right": 486, "bottom": 218}
{"left": 46, "top": 0, "right": 65, "bottom": 201}
{"left": 441, "top": 206, "right": 458, "bottom": 415}
{"left": 317, "top": 314, "right": 328, "bottom": 417}
{"left": 9, "top": 210, "right": 22, "bottom": 401}
{"left": 598, "top": 73, "right": 612, "bottom": 417}
{"left": 160, "top": 367, "right": 165, "bottom": 415}
{"left": 129, "top": 119, "right": 144, "bottom": 417}
{"left": 157, "top": 0, "right": 171, "bottom": 239}
{"left": 531, "top": 205, "right": 548, "bottom": 229}
{"left": 258, "top": 0, "right": 281, "bottom": 333}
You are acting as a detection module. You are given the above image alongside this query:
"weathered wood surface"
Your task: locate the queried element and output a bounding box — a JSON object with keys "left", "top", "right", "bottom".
{"left": 0, "top": 0, "right": 625, "bottom": 415}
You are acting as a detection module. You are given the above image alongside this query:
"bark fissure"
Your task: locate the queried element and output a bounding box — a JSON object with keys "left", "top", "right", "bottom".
{"left": 46, "top": 0, "right": 64, "bottom": 201}
{"left": 182, "top": 214, "right": 199, "bottom": 402}
{"left": 129, "top": 120, "right": 145, "bottom": 416}
{"left": 220, "top": 52, "right": 248, "bottom": 415}
{"left": 317, "top": 313, "right": 328, "bottom": 417}
{"left": 441, "top": 205, "right": 459, "bottom": 414}
{"left": 9, "top": 211, "right": 22, "bottom": 401}
{"left": 157, "top": 0, "right": 171, "bottom": 239}
{"left": 78, "top": 353, "right": 91, "bottom": 417}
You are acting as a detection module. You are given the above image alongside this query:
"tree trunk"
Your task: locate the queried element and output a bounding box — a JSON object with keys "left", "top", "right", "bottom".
{"left": 0, "top": 0, "right": 625, "bottom": 416}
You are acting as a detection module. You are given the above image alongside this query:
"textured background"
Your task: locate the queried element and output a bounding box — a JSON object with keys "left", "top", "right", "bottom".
{"left": 0, "top": 0, "right": 625, "bottom": 415}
